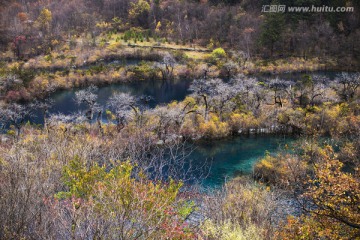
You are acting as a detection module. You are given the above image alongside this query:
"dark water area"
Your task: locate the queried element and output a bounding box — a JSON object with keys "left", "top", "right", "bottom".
{"left": 31, "top": 70, "right": 340, "bottom": 123}
{"left": 30, "top": 78, "right": 193, "bottom": 123}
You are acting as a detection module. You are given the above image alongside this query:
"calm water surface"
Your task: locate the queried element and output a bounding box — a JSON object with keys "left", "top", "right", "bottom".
{"left": 30, "top": 71, "right": 337, "bottom": 186}
{"left": 190, "top": 135, "right": 292, "bottom": 187}
{"left": 40, "top": 71, "right": 339, "bottom": 117}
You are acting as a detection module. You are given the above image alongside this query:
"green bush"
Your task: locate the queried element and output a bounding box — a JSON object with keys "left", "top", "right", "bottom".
{"left": 211, "top": 47, "right": 227, "bottom": 59}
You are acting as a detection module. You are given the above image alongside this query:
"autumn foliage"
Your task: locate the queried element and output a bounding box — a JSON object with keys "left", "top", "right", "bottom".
{"left": 276, "top": 147, "right": 360, "bottom": 239}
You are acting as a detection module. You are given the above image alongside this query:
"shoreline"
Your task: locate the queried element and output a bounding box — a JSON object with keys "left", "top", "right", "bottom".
{"left": 0, "top": 56, "right": 354, "bottom": 104}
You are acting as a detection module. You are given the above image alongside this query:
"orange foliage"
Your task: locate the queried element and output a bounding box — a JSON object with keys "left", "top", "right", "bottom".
{"left": 276, "top": 147, "right": 360, "bottom": 239}
{"left": 17, "top": 12, "right": 27, "bottom": 22}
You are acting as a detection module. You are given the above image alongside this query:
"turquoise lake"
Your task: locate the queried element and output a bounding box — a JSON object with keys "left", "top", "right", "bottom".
{"left": 189, "top": 135, "right": 291, "bottom": 187}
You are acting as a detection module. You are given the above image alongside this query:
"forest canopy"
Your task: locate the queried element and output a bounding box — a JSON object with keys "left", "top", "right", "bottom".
{"left": 0, "top": 0, "right": 359, "bottom": 65}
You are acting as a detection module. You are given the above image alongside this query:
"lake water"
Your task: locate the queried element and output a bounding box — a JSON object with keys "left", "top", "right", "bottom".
{"left": 29, "top": 70, "right": 338, "bottom": 186}
{"left": 31, "top": 78, "right": 192, "bottom": 122}
{"left": 190, "top": 135, "right": 291, "bottom": 187}
{"left": 35, "top": 70, "right": 339, "bottom": 119}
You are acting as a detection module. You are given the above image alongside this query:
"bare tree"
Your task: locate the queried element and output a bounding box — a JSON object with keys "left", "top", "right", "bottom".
{"left": 122, "top": 128, "right": 210, "bottom": 185}
{"left": 201, "top": 64, "right": 211, "bottom": 79}
{"left": 294, "top": 76, "right": 312, "bottom": 107}
{"left": 242, "top": 27, "right": 255, "bottom": 60}
{"left": 230, "top": 50, "right": 248, "bottom": 68}
{"left": 0, "top": 103, "right": 34, "bottom": 139}
{"left": 189, "top": 78, "right": 223, "bottom": 121}
{"left": 148, "top": 105, "right": 177, "bottom": 140}
{"left": 107, "top": 92, "right": 138, "bottom": 132}
{"left": 211, "top": 81, "right": 237, "bottom": 120}
{"left": 94, "top": 105, "right": 104, "bottom": 135}
{"left": 231, "top": 75, "right": 266, "bottom": 114}
{"left": 0, "top": 74, "right": 22, "bottom": 94}
{"left": 155, "top": 52, "right": 177, "bottom": 80}
{"left": 294, "top": 75, "right": 327, "bottom": 107}
{"left": 48, "top": 112, "right": 87, "bottom": 126}
{"left": 47, "top": 112, "right": 88, "bottom": 135}
{"left": 74, "top": 85, "right": 98, "bottom": 121}
{"left": 268, "top": 78, "right": 291, "bottom": 107}
{"left": 222, "top": 60, "right": 238, "bottom": 79}
{"left": 308, "top": 75, "right": 328, "bottom": 106}
{"left": 335, "top": 72, "right": 360, "bottom": 102}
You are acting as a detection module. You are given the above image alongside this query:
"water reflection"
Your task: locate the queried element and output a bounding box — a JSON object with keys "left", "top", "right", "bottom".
{"left": 41, "top": 71, "right": 338, "bottom": 121}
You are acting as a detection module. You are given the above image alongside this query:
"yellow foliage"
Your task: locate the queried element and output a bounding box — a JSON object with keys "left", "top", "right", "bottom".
{"left": 155, "top": 21, "right": 162, "bottom": 34}
{"left": 276, "top": 152, "right": 360, "bottom": 239}
{"left": 201, "top": 220, "right": 263, "bottom": 240}
{"left": 200, "top": 177, "right": 275, "bottom": 240}
{"left": 254, "top": 153, "right": 308, "bottom": 188}
{"left": 106, "top": 42, "right": 122, "bottom": 52}
{"left": 129, "top": 0, "right": 150, "bottom": 20}
{"left": 229, "top": 112, "right": 258, "bottom": 132}
{"left": 199, "top": 119, "right": 230, "bottom": 138}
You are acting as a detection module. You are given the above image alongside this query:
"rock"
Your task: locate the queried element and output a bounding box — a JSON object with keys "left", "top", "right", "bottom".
{"left": 156, "top": 140, "right": 164, "bottom": 145}
{"left": 1, "top": 135, "right": 10, "bottom": 143}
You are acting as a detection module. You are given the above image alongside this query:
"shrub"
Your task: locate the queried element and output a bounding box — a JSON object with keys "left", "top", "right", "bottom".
{"left": 0, "top": 125, "right": 199, "bottom": 239}
{"left": 199, "top": 115, "right": 230, "bottom": 139}
{"left": 229, "top": 113, "right": 258, "bottom": 133}
{"left": 211, "top": 47, "right": 227, "bottom": 59}
{"left": 127, "top": 61, "right": 157, "bottom": 80}
{"left": 201, "top": 220, "right": 263, "bottom": 240}
{"left": 200, "top": 177, "right": 276, "bottom": 240}
{"left": 275, "top": 150, "right": 360, "bottom": 239}
{"left": 254, "top": 152, "right": 308, "bottom": 188}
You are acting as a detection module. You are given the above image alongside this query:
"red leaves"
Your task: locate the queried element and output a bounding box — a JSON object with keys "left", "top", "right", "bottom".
{"left": 14, "top": 35, "right": 27, "bottom": 45}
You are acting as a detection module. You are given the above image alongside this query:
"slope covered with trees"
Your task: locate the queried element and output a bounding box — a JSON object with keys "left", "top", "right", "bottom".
{"left": 1, "top": 0, "right": 359, "bottom": 64}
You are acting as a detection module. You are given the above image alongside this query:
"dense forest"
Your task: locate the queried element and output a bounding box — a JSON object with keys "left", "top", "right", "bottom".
{"left": 1, "top": 0, "right": 360, "bottom": 63}
{"left": 0, "top": 0, "right": 360, "bottom": 239}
